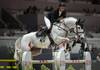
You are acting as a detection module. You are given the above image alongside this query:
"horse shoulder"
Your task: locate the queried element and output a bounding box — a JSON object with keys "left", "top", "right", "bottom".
{"left": 15, "top": 37, "right": 22, "bottom": 49}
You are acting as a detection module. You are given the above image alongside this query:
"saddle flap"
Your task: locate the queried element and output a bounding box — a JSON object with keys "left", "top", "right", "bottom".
{"left": 44, "top": 16, "right": 51, "bottom": 29}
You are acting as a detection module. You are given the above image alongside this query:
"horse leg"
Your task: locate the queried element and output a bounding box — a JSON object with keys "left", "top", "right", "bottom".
{"left": 14, "top": 50, "right": 19, "bottom": 62}
{"left": 22, "top": 51, "right": 33, "bottom": 70}
{"left": 14, "top": 37, "right": 22, "bottom": 64}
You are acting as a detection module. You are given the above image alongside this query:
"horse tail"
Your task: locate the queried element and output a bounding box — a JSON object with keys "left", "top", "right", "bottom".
{"left": 14, "top": 37, "right": 22, "bottom": 61}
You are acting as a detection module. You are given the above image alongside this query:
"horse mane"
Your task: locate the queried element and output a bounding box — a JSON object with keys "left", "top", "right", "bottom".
{"left": 64, "top": 17, "right": 77, "bottom": 24}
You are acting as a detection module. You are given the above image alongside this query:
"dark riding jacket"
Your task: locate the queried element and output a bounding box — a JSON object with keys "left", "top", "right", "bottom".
{"left": 47, "top": 9, "right": 66, "bottom": 23}
{"left": 53, "top": 9, "right": 66, "bottom": 22}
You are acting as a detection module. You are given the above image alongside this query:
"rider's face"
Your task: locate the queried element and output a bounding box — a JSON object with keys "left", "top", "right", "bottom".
{"left": 59, "top": 6, "right": 65, "bottom": 12}
{"left": 44, "top": 11, "right": 49, "bottom": 16}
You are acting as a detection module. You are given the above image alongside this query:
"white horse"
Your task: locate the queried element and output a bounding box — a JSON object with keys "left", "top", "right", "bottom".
{"left": 14, "top": 16, "right": 77, "bottom": 70}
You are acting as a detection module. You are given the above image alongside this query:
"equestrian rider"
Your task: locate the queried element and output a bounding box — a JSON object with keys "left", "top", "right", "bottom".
{"left": 53, "top": 2, "right": 66, "bottom": 22}
{"left": 42, "top": 2, "right": 67, "bottom": 35}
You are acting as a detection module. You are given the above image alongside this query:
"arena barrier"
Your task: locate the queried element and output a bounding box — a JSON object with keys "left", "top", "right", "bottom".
{"left": 0, "top": 59, "right": 18, "bottom": 70}
{"left": 30, "top": 50, "right": 91, "bottom": 70}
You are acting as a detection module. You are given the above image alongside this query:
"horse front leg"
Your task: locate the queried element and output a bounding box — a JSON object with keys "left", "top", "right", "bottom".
{"left": 22, "top": 51, "right": 33, "bottom": 70}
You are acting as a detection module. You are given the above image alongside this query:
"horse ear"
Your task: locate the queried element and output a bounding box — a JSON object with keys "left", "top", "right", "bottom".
{"left": 44, "top": 16, "right": 51, "bottom": 29}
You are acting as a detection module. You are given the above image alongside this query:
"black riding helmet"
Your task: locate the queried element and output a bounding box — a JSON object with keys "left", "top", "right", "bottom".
{"left": 59, "top": 2, "right": 66, "bottom": 7}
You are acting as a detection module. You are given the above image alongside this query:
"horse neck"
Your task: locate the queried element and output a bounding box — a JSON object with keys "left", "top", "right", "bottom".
{"left": 51, "top": 24, "right": 67, "bottom": 37}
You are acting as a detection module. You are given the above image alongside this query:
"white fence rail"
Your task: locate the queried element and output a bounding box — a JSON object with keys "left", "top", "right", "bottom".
{"left": 32, "top": 60, "right": 85, "bottom": 64}
{"left": 30, "top": 51, "right": 91, "bottom": 70}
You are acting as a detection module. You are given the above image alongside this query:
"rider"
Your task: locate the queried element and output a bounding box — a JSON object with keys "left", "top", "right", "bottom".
{"left": 37, "top": 3, "right": 67, "bottom": 45}
{"left": 42, "top": 2, "right": 67, "bottom": 35}
{"left": 37, "top": 3, "right": 67, "bottom": 46}
{"left": 53, "top": 2, "right": 66, "bottom": 22}
{"left": 41, "top": 2, "right": 66, "bottom": 33}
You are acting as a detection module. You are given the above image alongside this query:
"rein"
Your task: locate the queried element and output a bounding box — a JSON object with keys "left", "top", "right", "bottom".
{"left": 62, "top": 20, "right": 70, "bottom": 30}
{"left": 53, "top": 23, "right": 68, "bottom": 32}
{"left": 53, "top": 20, "right": 73, "bottom": 33}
